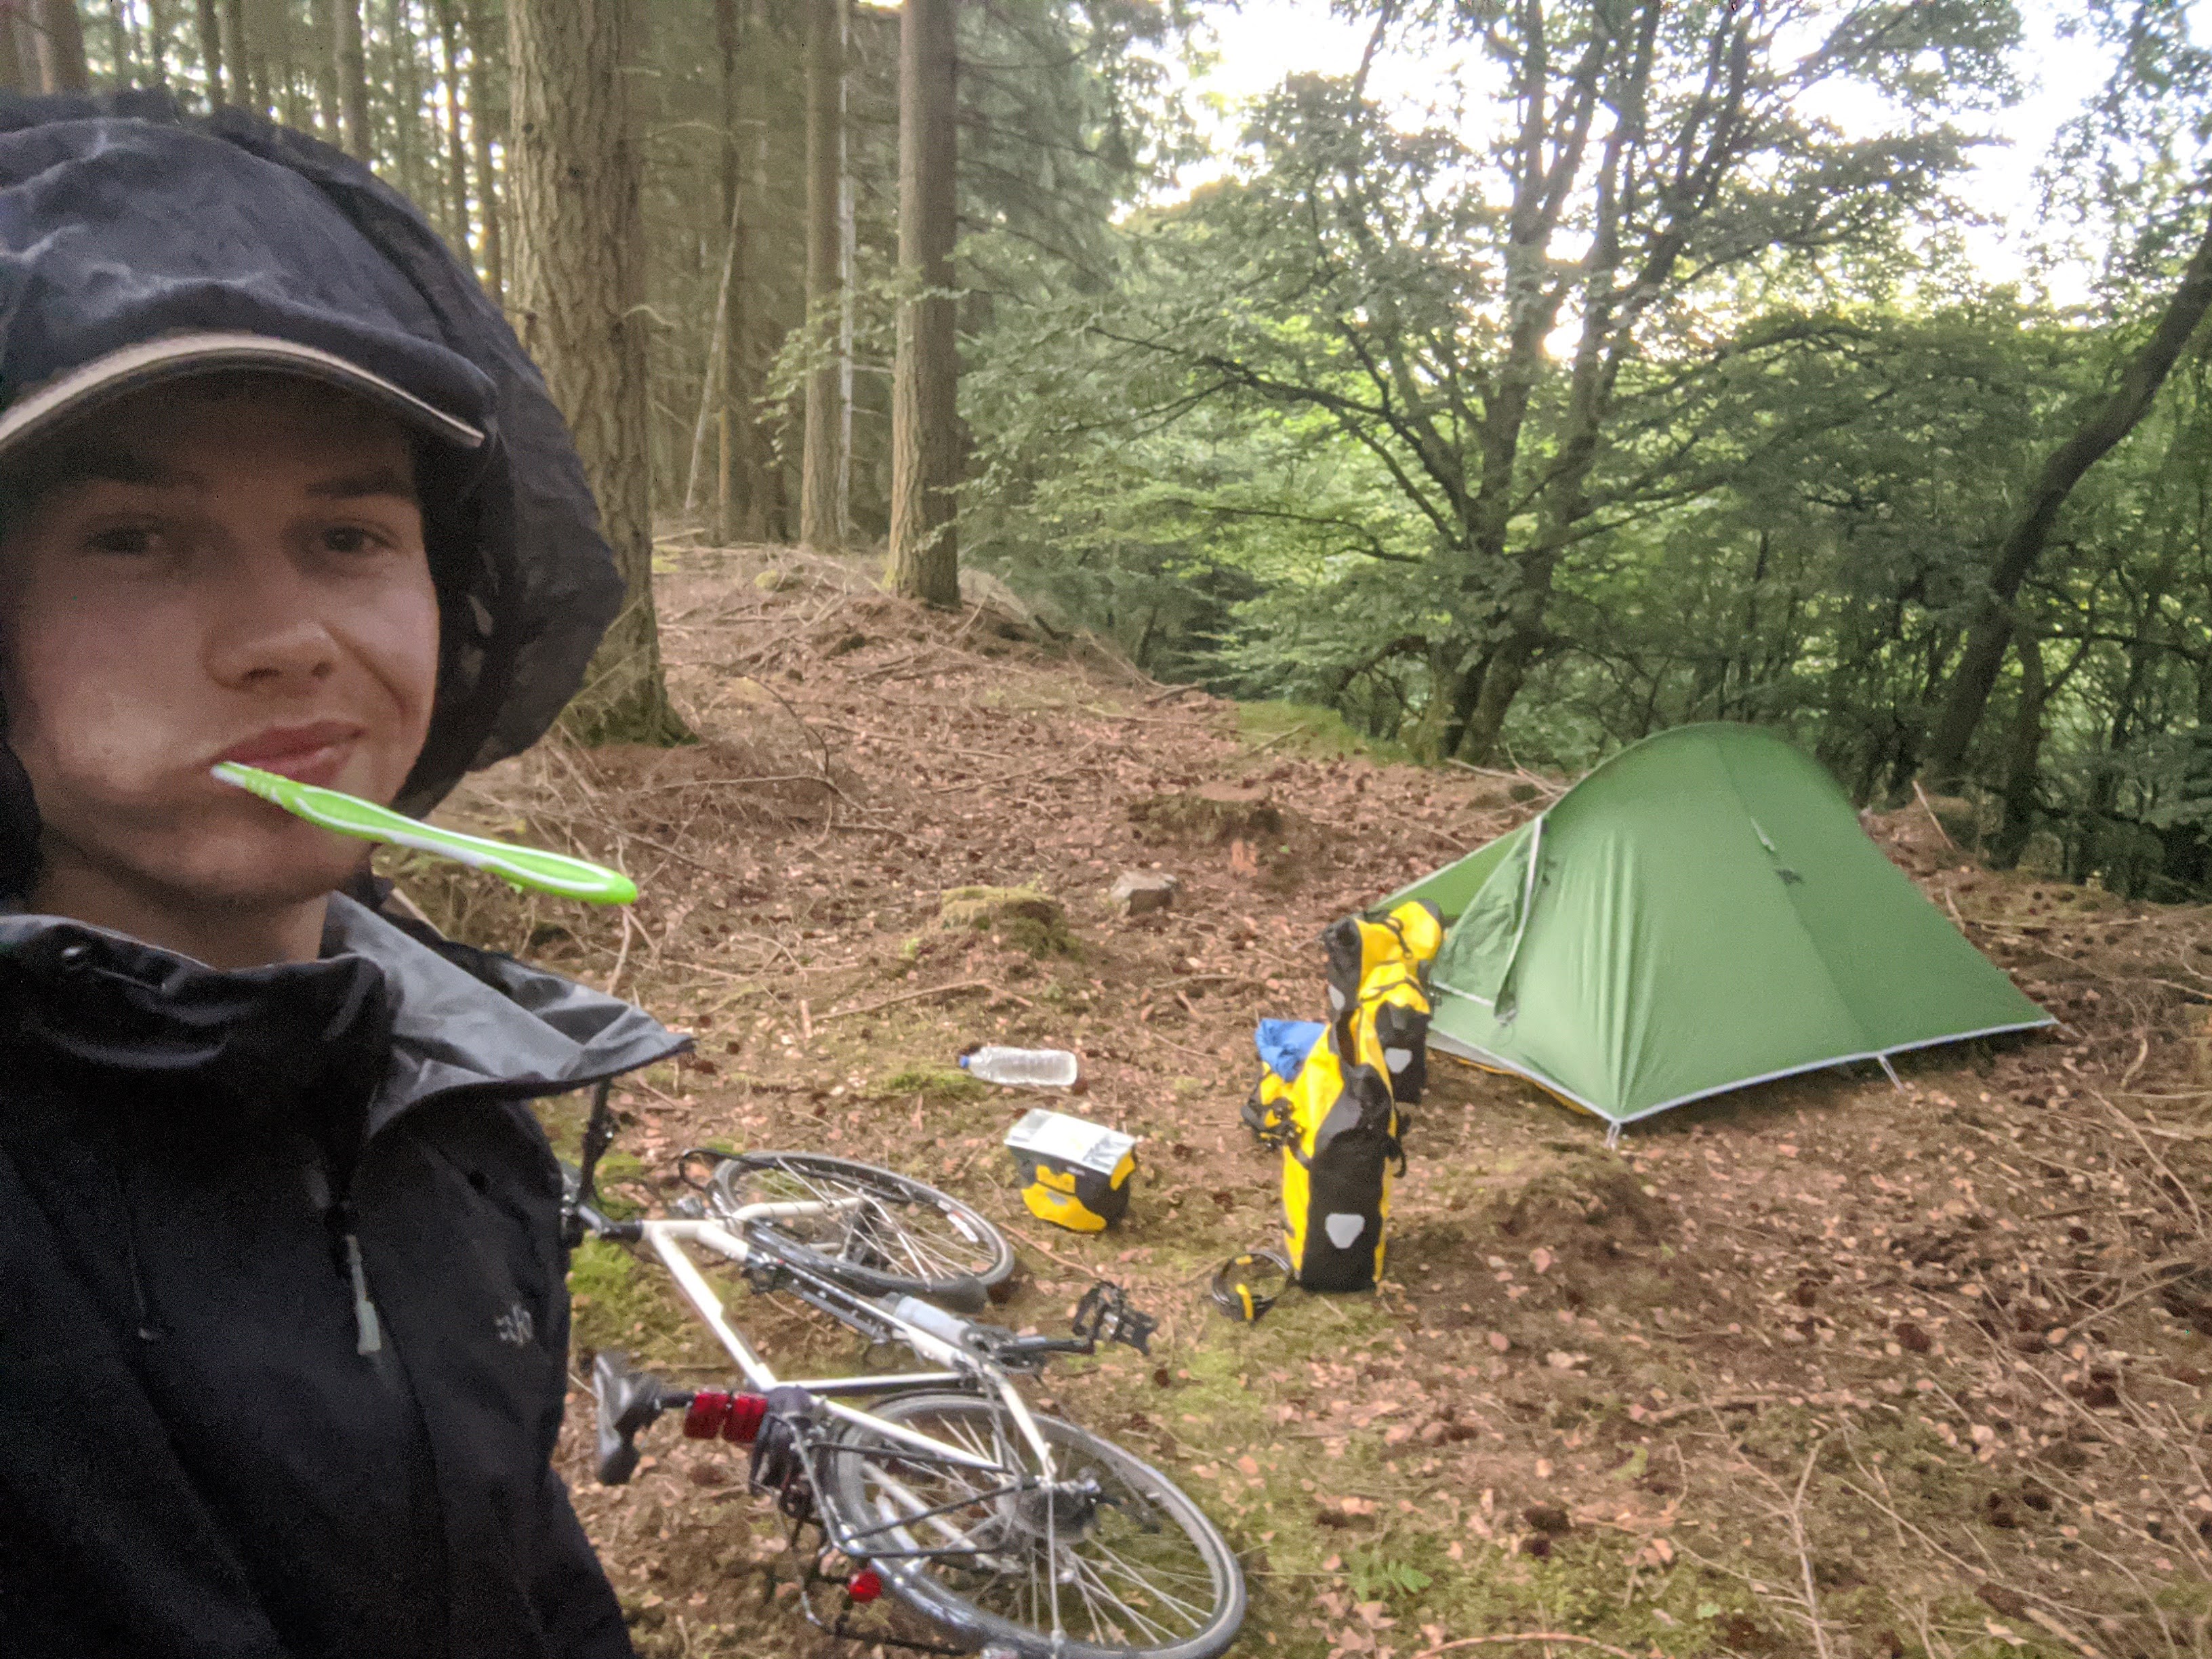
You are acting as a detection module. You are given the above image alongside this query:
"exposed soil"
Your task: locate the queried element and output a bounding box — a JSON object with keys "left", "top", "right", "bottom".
{"left": 403, "top": 544, "right": 2212, "bottom": 1659}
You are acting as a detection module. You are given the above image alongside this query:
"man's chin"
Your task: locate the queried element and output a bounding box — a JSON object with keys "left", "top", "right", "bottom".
{"left": 167, "top": 853, "right": 371, "bottom": 916}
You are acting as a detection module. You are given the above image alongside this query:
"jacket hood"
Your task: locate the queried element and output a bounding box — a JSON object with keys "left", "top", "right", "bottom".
{"left": 0, "top": 91, "right": 623, "bottom": 875}
{"left": 0, "top": 897, "right": 682, "bottom": 1139}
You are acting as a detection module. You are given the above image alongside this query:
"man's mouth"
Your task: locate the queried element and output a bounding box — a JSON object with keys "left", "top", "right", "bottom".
{"left": 216, "top": 722, "right": 366, "bottom": 787}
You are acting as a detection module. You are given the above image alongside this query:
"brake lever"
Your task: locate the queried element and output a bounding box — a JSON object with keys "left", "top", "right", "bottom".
{"left": 1071, "top": 1281, "right": 1158, "bottom": 1356}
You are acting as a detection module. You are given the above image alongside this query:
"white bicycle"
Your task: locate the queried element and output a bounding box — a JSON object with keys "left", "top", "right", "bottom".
{"left": 565, "top": 1092, "right": 1247, "bottom": 1659}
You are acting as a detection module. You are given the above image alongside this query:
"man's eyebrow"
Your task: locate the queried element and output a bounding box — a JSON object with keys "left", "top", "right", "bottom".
{"left": 50, "top": 444, "right": 196, "bottom": 491}
{"left": 306, "top": 466, "right": 417, "bottom": 501}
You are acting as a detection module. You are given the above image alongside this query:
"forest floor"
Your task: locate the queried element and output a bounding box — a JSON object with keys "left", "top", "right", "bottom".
{"left": 398, "top": 542, "right": 2212, "bottom": 1659}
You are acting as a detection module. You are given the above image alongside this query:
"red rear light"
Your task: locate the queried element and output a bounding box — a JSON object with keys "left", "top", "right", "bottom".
{"left": 722, "top": 1392, "right": 769, "bottom": 1443}
{"left": 847, "top": 1568, "right": 883, "bottom": 1603}
{"left": 682, "top": 1391, "right": 731, "bottom": 1439}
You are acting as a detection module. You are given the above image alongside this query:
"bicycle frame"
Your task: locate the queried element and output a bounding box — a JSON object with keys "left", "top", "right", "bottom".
{"left": 637, "top": 1205, "right": 1064, "bottom": 1488}
{"left": 575, "top": 1156, "right": 1208, "bottom": 1659}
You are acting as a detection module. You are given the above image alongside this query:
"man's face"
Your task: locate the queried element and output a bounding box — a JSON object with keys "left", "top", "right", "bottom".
{"left": 0, "top": 375, "right": 441, "bottom": 916}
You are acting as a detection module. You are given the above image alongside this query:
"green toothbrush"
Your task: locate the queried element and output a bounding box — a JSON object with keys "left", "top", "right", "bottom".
{"left": 212, "top": 761, "right": 638, "bottom": 905}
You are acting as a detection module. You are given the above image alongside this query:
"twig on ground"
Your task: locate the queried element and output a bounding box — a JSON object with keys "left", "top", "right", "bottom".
{"left": 1639, "top": 1394, "right": 1778, "bottom": 1427}
{"left": 994, "top": 1217, "right": 1103, "bottom": 1279}
{"left": 1784, "top": 1441, "right": 1833, "bottom": 1659}
{"left": 816, "top": 979, "right": 996, "bottom": 1023}
{"left": 1244, "top": 724, "right": 1311, "bottom": 755}
{"left": 605, "top": 908, "right": 638, "bottom": 999}
{"left": 1410, "top": 1635, "right": 1642, "bottom": 1659}
{"left": 1912, "top": 780, "right": 1959, "bottom": 850}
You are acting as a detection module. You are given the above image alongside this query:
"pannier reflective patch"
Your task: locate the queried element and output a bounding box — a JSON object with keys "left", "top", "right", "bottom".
{"left": 1385, "top": 1047, "right": 1412, "bottom": 1071}
{"left": 1324, "top": 1213, "right": 1366, "bottom": 1249}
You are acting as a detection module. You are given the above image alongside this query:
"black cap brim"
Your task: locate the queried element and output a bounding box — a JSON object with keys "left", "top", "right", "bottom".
{"left": 0, "top": 330, "right": 487, "bottom": 459}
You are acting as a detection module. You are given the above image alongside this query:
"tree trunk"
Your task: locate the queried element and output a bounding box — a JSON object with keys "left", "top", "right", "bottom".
{"left": 193, "top": 0, "right": 220, "bottom": 101}
{"left": 835, "top": 16, "right": 853, "bottom": 545}
{"left": 1462, "top": 0, "right": 1675, "bottom": 766}
{"left": 144, "top": 0, "right": 168, "bottom": 81}
{"left": 218, "top": 0, "right": 245, "bottom": 104}
{"left": 0, "top": 6, "right": 26, "bottom": 89}
{"left": 335, "top": 0, "right": 368, "bottom": 157}
{"left": 388, "top": 0, "right": 423, "bottom": 204}
{"left": 263, "top": 0, "right": 303, "bottom": 128}
{"left": 712, "top": 0, "right": 745, "bottom": 540}
{"left": 683, "top": 188, "right": 741, "bottom": 521}
{"left": 35, "top": 0, "right": 90, "bottom": 91}
{"left": 1988, "top": 628, "right": 2048, "bottom": 869}
{"left": 1924, "top": 201, "right": 2212, "bottom": 786}
{"left": 106, "top": 0, "right": 136, "bottom": 87}
{"left": 464, "top": 0, "right": 501, "bottom": 302}
{"left": 509, "top": 0, "right": 685, "bottom": 745}
{"left": 798, "top": 0, "right": 844, "bottom": 551}
{"left": 306, "top": 0, "right": 337, "bottom": 136}
{"left": 433, "top": 0, "right": 470, "bottom": 260}
{"left": 884, "top": 0, "right": 958, "bottom": 604}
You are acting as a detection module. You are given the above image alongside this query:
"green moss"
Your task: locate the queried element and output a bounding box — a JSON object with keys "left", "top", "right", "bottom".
{"left": 1237, "top": 700, "right": 1409, "bottom": 763}
{"left": 937, "top": 884, "right": 1078, "bottom": 956}
{"left": 880, "top": 1064, "right": 987, "bottom": 1102}
{"left": 567, "top": 1238, "right": 704, "bottom": 1363}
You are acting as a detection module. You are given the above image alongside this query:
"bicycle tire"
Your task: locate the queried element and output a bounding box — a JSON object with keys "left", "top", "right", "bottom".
{"left": 819, "top": 1391, "right": 1246, "bottom": 1659}
{"left": 707, "top": 1152, "right": 1015, "bottom": 1305}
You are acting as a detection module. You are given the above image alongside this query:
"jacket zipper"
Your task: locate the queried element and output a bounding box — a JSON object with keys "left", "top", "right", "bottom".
{"left": 305, "top": 1160, "right": 385, "bottom": 1355}
{"left": 338, "top": 1203, "right": 384, "bottom": 1355}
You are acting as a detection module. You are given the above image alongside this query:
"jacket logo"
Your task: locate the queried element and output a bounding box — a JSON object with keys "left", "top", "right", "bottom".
{"left": 495, "top": 1303, "right": 535, "bottom": 1347}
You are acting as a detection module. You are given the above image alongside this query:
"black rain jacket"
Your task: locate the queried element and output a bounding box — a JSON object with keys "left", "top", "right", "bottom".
{"left": 0, "top": 895, "right": 684, "bottom": 1658}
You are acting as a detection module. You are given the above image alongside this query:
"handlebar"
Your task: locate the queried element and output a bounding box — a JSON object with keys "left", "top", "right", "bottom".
{"left": 568, "top": 1197, "right": 641, "bottom": 1244}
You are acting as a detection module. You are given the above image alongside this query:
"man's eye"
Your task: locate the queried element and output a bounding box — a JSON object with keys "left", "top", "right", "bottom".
{"left": 321, "top": 525, "right": 390, "bottom": 555}
{"left": 85, "top": 525, "right": 159, "bottom": 555}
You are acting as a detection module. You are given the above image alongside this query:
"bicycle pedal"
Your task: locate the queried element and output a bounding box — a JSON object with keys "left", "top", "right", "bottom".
{"left": 1071, "top": 1281, "right": 1158, "bottom": 1355}
{"left": 592, "top": 1349, "right": 678, "bottom": 1486}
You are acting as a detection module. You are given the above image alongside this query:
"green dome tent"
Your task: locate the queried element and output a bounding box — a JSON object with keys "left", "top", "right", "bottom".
{"left": 1374, "top": 724, "right": 2049, "bottom": 1132}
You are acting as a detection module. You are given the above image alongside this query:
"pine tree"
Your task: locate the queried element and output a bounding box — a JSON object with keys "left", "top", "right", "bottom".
{"left": 510, "top": 0, "right": 687, "bottom": 743}
{"left": 798, "top": 0, "right": 845, "bottom": 551}
{"left": 884, "top": 0, "right": 957, "bottom": 603}
{"left": 335, "top": 0, "right": 368, "bottom": 156}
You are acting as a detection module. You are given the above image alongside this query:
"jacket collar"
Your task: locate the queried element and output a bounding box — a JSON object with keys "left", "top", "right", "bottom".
{"left": 0, "top": 897, "right": 682, "bottom": 1134}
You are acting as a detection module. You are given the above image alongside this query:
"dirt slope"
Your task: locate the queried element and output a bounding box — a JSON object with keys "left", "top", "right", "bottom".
{"left": 401, "top": 545, "right": 2212, "bottom": 1659}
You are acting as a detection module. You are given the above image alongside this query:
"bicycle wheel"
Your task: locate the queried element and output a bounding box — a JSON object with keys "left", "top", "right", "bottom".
{"left": 707, "top": 1152, "right": 1015, "bottom": 1305}
{"left": 819, "top": 1391, "right": 1246, "bottom": 1659}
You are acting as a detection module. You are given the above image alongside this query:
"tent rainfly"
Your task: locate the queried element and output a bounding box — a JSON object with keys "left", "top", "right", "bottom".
{"left": 1374, "top": 723, "right": 2050, "bottom": 1133}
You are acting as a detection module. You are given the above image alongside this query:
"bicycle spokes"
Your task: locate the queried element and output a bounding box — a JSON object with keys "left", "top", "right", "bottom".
{"left": 842, "top": 1401, "right": 1226, "bottom": 1650}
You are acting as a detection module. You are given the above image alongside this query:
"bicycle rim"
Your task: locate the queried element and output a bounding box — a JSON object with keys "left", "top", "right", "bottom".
{"left": 821, "top": 1392, "right": 1245, "bottom": 1659}
{"left": 708, "top": 1152, "right": 1014, "bottom": 1298}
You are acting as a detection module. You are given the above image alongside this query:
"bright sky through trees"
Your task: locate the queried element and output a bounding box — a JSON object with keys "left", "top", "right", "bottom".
{"left": 1174, "top": 0, "right": 2209, "bottom": 296}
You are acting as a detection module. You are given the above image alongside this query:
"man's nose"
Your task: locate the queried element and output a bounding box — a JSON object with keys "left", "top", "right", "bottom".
{"left": 203, "top": 554, "right": 342, "bottom": 691}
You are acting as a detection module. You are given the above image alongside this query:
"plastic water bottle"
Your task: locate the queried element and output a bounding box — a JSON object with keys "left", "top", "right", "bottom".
{"left": 958, "top": 1046, "right": 1081, "bottom": 1089}
{"left": 882, "top": 1294, "right": 974, "bottom": 1345}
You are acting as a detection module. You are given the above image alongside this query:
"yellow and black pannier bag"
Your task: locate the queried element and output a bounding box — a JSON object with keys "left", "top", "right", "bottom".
{"left": 1004, "top": 1108, "right": 1137, "bottom": 1233}
{"left": 1322, "top": 900, "right": 1442, "bottom": 1105}
{"left": 1275, "top": 1011, "right": 1402, "bottom": 1291}
{"left": 1240, "top": 1048, "right": 1300, "bottom": 1145}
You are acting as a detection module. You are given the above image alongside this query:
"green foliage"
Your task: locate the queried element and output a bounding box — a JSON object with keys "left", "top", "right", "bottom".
{"left": 960, "top": 0, "right": 2212, "bottom": 897}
